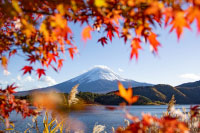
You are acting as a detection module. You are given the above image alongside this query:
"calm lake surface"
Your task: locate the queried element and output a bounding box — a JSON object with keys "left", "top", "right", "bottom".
{"left": 0, "top": 105, "right": 192, "bottom": 132}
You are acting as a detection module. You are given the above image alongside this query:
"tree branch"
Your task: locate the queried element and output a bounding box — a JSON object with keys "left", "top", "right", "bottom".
{"left": 22, "top": 9, "right": 53, "bottom": 15}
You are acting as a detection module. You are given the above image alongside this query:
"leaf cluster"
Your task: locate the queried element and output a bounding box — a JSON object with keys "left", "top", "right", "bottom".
{"left": 1, "top": 0, "right": 200, "bottom": 79}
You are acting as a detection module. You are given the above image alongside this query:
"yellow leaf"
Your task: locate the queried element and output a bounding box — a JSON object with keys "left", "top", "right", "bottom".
{"left": 21, "top": 19, "right": 36, "bottom": 37}
{"left": 40, "top": 23, "right": 49, "bottom": 41}
{"left": 95, "top": 0, "right": 107, "bottom": 7}
{"left": 71, "top": 0, "right": 77, "bottom": 11}
{"left": 5, "top": 128, "right": 14, "bottom": 131}
{"left": 0, "top": 95, "right": 4, "bottom": 99}
{"left": 53, "top": 14, "right": 67, "bottom": 28}
{"left": 12, "top": 0, "right": 22, "bottom": 13}
{"left": 57, "top": 4, "right": 65, "bottom": 15}
{"left": 9, "top": 122, "right": 15, "bottom": 128}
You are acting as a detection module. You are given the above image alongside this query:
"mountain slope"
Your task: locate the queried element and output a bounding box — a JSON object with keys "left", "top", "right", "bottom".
{"left": 42, "top": 66, "right": 152, "bottom": 93}
{"left": 108, "top": 84, "right": 192, "bottom": 104}
{"left": 16, "top": 66, "right": 152, "bottom": 95}
{"left": 177, "top": 80, "right": 200, "bottom": 88}
{"left": 70, "top": 66, "right": 126, "bottom": 83}
{"left": 176, "top": 86, "right": 200, "bottom": 103}
{"left": 132, "top": 84, "right": 190, "bottom": 104}
{"left": 16, "top": 73, "right": 200, "bottom": 104}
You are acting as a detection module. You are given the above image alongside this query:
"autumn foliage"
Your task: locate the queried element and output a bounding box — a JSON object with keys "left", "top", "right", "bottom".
{"left": 1, "top": 0, "right": 200, "bottom": 78}
{"left": 116, "top": 82, "right": 200, "bottom": 133}
{"left": 1, "top": 0, "right": 200, "bottom": 132}
{"left": 0, "top": 84, "right": 37, "bottom": 127}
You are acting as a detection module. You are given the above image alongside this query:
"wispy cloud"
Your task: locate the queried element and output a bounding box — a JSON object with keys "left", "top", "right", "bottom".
{"left": 39, "top": 76, "right": 57, "bottom": 86}
{"left": 118, "top": 68, "right": 124, "bottom": 72}
{"left": 3, "top": 69, "right": 11, "bottom": 76}
{"left": 1, "top": 75, "right": 57, "bottom": 92}
{"left": 179, "top": 73, "right": 200, "bottom": 80}
{"left": 24, "top": 76, "right": 34, "bottom": 82}
{"left": 17, "top": 75, "right": 21, "bottom": 81}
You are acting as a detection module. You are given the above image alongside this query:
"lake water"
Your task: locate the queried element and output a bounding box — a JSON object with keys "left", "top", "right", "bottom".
{"left": 0, "top": 105, "right": 192, "bottom": 132}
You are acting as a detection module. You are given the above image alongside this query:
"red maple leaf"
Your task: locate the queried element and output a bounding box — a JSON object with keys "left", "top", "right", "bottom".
{"left": 6, "top": 83, "right": 17, "bottom": 94}
{"left": 105, "top": 24, "right": 119, "bottom": 42}
{"left": 121, "top": 32, "right": 130, "bottom": 44}
{"left": 27, "top": 55, "right": 38, "bottom": 64}
{"left": 21, "top": 66, "right": 33, "bottom": 75}
{"left": 107, "top": 30, "right": 114, "bottom": 41}
{"left": 47, "top": 53, "right": 57, "bottom": 65}
{"left": 98, "top": 37, "right": 108, "bottom": 46}
{"left": 9, "top": 49, "right": 17, "bottom": 57}
{"left": 36, "top": 68, "right": 46, "bottom": 78}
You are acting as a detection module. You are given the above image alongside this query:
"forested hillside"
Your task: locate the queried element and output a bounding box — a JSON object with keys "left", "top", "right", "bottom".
{"left": 17, "top": 84, "right": 200, "bottom": 105}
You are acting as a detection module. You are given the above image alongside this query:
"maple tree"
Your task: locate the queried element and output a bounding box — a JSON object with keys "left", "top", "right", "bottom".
{"left": 0, "top": 84, "right": 37, "bottom": 127}
{"left": 1, "top": 0, "right": 200, "bottom": 130}
{"left": 1, "top": 0, "right": 200, "bottom": 77}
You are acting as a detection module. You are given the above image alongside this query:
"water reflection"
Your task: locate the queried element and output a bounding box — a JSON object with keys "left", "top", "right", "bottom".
{"left": 0, "top": 105, "right": 192, "bottom": 132}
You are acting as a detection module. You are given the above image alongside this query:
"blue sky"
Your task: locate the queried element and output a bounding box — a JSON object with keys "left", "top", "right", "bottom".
{"left": 1, "top": 22, "right": 200, "bottom": 91}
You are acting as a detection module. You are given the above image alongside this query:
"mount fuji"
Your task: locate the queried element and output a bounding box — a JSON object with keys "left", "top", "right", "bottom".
{"left": 16, "top": 66, "right": 153, "bottom": 95}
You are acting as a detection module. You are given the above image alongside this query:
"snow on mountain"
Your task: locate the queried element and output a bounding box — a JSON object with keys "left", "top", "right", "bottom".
{"left": 15, "top": 65, "right": 153, "bottom": 95}
{"left": 70, "top": 65, "right": 125, "bottom": 83}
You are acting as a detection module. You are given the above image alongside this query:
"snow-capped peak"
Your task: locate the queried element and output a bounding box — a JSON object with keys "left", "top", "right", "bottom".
{"left": 70, "top": 65, "right": 125, "bottom": 83}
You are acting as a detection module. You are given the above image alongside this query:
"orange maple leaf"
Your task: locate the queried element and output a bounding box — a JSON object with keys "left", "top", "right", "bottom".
{"left": 57, "top": 59, "right": 64, "bottom": 70}
{"left": 47, "top": 53, "right": 57, "bottom": 65}
{"left": 68, "top": 47, "right": 78, "bottom": 59}
{"left": 82, "top": 26, "right": 93, "bottom": 42}
{"left": 148, "top": 32, "right": 161, "bottom": 53}
{"left": 169, "top": 11, "right": 191, "bottom": 39}
{"left": 116, "top": 82, "right": 139, "bottom": 104}
{"left": 1, "top": 56, "right": 8, "bottom": 69}
{"left": 130, "top": 38, "right": 142, "bottom": 60}
{"left": 186, "top": 7, "right": 200, "bottom": 33}
{"left": 164, "top": 7, "right": 173, "bottom": 27}
{"left": 135, "top": 26, "right": 144, "bottom": 37}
